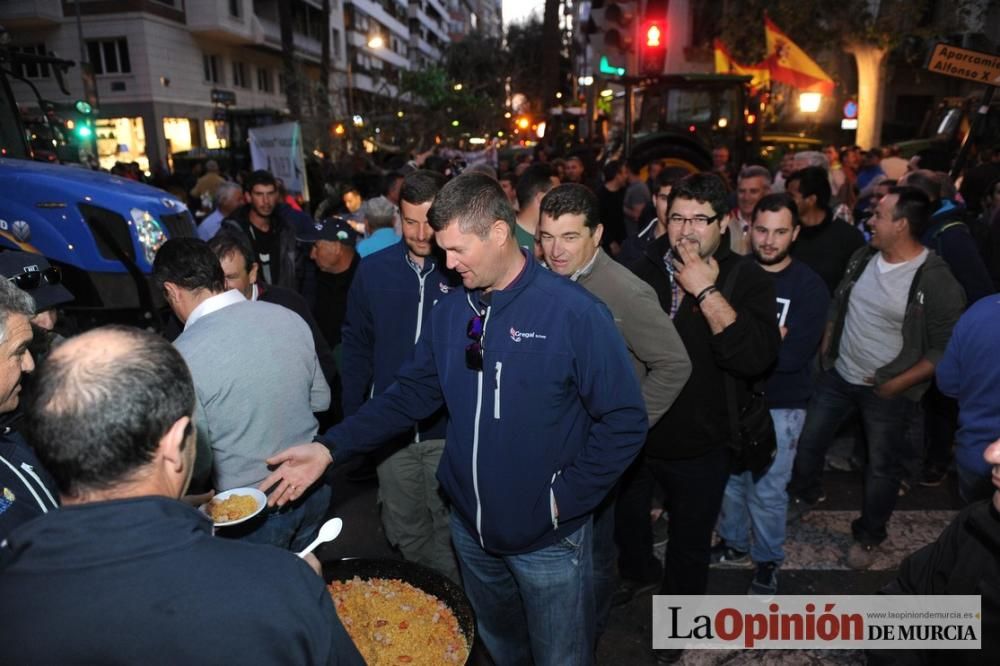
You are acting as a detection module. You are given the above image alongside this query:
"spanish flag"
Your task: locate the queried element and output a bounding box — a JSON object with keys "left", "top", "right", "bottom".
{"left": 763, "top": 16, "right": 834, "bottom": 95}
{"left": 713, "top": 39, "right": 770, "bottom": 91}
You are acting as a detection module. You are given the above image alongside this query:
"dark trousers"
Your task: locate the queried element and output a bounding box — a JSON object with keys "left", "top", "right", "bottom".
{"left": 613, "top": 455, "right": 662, "bottom": 584}
{"left": 788, "top": 368, "right": 912, "bottom": 545}
{"left": 647, "top": 447, "right": 731, "bottom": 596}
{"left": 923, "top": 379, "right": 958, "bottom": 469}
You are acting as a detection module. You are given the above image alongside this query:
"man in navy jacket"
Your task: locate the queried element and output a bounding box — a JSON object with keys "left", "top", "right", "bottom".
{"left": 262, "top": 173, "right": 648, "bottom": 666}
{"left": 341, "top": 170, "right": 461, "bottom": 580}
{"left": 0, "top": 326, "right": 362, "bottom": 665}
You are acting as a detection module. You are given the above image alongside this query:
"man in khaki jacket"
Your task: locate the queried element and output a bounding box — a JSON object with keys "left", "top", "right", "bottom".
{"left": 538, "top": 183, "right": 692, "bottom": 646}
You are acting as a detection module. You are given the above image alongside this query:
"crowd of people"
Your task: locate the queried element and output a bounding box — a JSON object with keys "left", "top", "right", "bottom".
{"left": 1, "top": 136, "right": 999, "bottom": 665}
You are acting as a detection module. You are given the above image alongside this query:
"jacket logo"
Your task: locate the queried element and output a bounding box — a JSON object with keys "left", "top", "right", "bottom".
{"left": 439, "top": 282, "right": 452, "bottom": 294}
{"left": 510, "top": 327, "right": 546, "bottom": 343}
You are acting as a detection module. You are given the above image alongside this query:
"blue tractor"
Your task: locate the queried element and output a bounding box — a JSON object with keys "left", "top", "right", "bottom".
{"left": 0, "top": 36, "right": 194, "bottom": 327}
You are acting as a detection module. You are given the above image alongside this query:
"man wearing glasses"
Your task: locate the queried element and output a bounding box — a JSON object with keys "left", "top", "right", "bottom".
{"left": 631, "top": 173, "right": 780, "bottom": 660}
{"left": 261, "top": 173, "right": 648, "bottom": 666}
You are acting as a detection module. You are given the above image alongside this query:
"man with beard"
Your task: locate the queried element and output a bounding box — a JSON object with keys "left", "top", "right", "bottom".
{"left": 711, "top": 193, "right": 828, "bottom": 596}
{"left": 631, "top": 173, "right": 779, "bottom": 662}
{"left": 339, "top": 170, "right": 461, "bottom": 580}
{"left": 223, "top": 170, "right": 301, "bottom": 290}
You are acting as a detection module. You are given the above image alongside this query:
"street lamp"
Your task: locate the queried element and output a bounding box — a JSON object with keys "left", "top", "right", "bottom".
{"left": 798, "top": 92, "right": 823, "bottom": 113}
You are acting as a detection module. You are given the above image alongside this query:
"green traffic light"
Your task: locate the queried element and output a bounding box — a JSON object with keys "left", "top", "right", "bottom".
{"left": 75, "top": 100, "right": 93, "bottom": 115}
{"left": 599, "top": 56, "right": 626, "bottom": 76}
{"left": 77, "top": 125, "right": 93, "bottom": 138}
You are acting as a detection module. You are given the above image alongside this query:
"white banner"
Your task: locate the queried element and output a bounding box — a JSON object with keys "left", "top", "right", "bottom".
{"left": 248, "top": 122, "right": 308, "bottom": 197}
{"left": 653, "top": 595, "right": 981, "bottom": 650}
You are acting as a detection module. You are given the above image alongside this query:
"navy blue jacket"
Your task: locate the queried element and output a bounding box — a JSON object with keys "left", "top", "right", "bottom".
{"left": 921, "top": 199, "right": 994, "bottom": 306}
{"left": 0, "top": 419, "right": 58, "bottom": 544}
{"left": 340, "top": 242, "right": 460, "bottom": 443}
{"left": 320, "top": 253, "right": 648, "bottom": 555}
{"left": 0, "top": 496, "right": 363, "bottom": 665}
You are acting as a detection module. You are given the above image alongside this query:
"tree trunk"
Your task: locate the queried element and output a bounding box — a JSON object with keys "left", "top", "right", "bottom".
{"left": 538, "top": 0, "right": 561, "bottom": 113}
{"left": 279, "top": 0, "right": 301, "bottom": 120}
{"left": 846, "top": 41, "right": 889, "bottom": 149}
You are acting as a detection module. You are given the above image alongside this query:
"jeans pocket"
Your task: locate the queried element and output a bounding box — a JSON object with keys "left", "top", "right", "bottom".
{"left": 558, "top": 524, "right": 587, "bottom": 552}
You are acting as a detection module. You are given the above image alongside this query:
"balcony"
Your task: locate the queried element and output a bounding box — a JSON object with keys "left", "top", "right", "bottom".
{"left": 253, "top": 15, "right": 323, "bottom": 63}
{"left": 0, "top": 0, "right": 62, "bottom": 28}
{"left": 186, "top": 0, "right": 255, "bottom": 45}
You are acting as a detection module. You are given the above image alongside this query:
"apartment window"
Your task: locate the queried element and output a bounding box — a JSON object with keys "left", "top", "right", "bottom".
{"left": 203, "top": 54, "right": 222, "bottom": 83}
{"left": 86, "top": 38, "right": 131, "bottom": 75}
{"left": 228, "top": 0, "right": 242, "bottom": 18}
{"left": 14, "top": 43, "right": 50, "bottom": 79}
{"left": 232, "top": 61, "right": 249, "bottom": 89}
{"left": 331, "top": 28, "right": 341, "bottom": 61}
{"left": 257, "top": 67, "right": 273, "bottom": 93}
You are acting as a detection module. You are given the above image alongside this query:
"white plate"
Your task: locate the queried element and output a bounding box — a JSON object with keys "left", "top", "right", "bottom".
{"left": 200, "top": 487, "right": 267, "bottom": 527}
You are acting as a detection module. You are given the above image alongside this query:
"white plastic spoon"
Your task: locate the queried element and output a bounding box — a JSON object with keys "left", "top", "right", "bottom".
{"left": 297, "top": 517, "right": 344, "bottom": 558}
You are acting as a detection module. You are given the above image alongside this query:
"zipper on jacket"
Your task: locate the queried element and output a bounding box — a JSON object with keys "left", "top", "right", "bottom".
{"left": 493, "top": 361, "right": 502, "bottom": 420}
{"left": 468, "top": 299, "right": 491, "bottom": 548}
{"left": 412, "top": 264, "right": 429, "bottom": 443}
{"left": 0, "top": 455, "right": 52, "bottom": 513}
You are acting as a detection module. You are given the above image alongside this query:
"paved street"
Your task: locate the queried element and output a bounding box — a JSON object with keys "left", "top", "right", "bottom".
{"left": 315, "top": 457, "right": 963, "bottom": 665}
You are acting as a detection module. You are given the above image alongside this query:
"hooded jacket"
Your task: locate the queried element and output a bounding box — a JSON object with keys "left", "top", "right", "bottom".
{"left": 320, "top": 252, "right": 648, "bottom": 555}
{"left": 630, "top": 234, "right": 781, "bottom": 460}
{"left": 341, "top": 242, "right": 461, "bottom": 443}
{"left": 921, "top": 198, "right": 994, "bottom": 306}
{"left": 0, "top": 496, "right": 362, "bottom": 665}
{"left": 823, "top": 246, "right": 965, "bottom": 401}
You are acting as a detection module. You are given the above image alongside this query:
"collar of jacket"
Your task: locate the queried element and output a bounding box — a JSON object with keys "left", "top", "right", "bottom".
{"left": 400, "top": 240, "right": 438, "bottom": 276}
{"left": 570, "top": 247, "right": 604, "bottom": 282}
{"left": 466, "top": 248, "right": 536, "bottom": 315}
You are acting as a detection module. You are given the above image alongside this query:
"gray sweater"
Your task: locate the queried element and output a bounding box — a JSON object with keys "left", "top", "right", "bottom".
{"left": 175, "top": 299, "right": 330, "bottom": 490}
{"left": 577, "top": 248, "right": 692, "bottom": 425}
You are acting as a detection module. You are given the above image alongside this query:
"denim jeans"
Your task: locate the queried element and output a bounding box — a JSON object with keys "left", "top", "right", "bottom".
{"left": 646, "top": 446, "right": 731, "bottom": 596}
{"left": 718, "top": 408, "right": 805, "bottom": 564}
{"left": 787, "top": 368, "right": 912, "bottom": 546}
{"left": 376, "top": 438, "right": 459, "bottom": 582}
{"left": 450, "top": 512, "right": 595, "bottom": 666}
{"left": 224, "top": 483, "right": 331, "bottom": 552}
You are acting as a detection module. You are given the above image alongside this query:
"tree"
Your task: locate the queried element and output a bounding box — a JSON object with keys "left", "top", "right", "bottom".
{"left": 719, "top": 0, "right": 976, "bottom": 148}
{"left": 507, "top": 15, "right": 572, "bottom": 117}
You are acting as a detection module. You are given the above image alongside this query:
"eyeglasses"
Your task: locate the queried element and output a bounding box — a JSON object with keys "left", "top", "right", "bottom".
{"left": 8, "top": 266, "right": 61, "bottom": 291}
{"left": 667, "top": 214, "right": 722, "bottom": 230}
{"left": 466, "top": 313, "right": 484, "bottom": 371}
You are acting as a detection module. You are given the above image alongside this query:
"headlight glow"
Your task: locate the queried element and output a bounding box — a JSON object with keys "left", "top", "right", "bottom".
{"left": 130, "top": 208, "right": 167, "bottom": 265}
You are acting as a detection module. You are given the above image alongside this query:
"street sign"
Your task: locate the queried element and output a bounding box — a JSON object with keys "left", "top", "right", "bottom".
{"left": 210, "top": 88, "right": 237, "bottom": 105}
{"left": 926, "top": 43, "right": 1000, "bottom": 87}
{"left": 842, "top": 99, "right": 858, "bottom": 119}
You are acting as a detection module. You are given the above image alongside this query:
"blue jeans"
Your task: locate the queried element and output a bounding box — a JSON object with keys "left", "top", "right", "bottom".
{"left": 787, "top": 368, "right": 912, "bottom": 546}
{"left": 718, "top": 408, "right": 805, "bottom": 564}
{"left": 226, "top": 483, "right": 331, "bottom": 552}
{"left": 450, "top": 512, "right": 595, "bottom": 666}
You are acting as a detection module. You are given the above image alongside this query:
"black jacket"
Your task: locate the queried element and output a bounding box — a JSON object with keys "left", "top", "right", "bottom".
{"left": 224, "top": 203, "right": 301, "bottom": 291}
{"left": 631, "top": 235, "right": 780, "bottom": 459}
{"left": 871, "top": 500, "right": 1000, "bottom": 665}
{"left": 259, "top": 282, "right": 338, "bottom": 389}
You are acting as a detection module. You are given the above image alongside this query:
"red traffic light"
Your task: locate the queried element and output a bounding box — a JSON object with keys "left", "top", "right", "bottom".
{"left": 645, "top": 23, "right": 662, "bottom": 48}
{"left": 638, "top": 20, "right": 667, "bottom": 75}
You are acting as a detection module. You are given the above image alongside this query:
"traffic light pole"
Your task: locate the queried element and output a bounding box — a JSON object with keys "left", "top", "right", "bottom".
{"left": 624, "top": 80, "right": 633, "bottom": 156}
